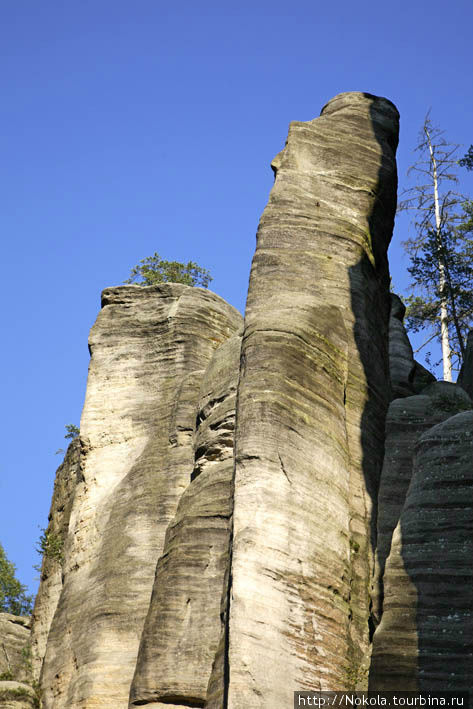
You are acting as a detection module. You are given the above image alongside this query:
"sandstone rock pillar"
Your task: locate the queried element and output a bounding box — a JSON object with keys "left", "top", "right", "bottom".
{"left": 38, "top": 284, "right": 241, "bottom": 709}
{"left": 225, "top": 92, "right": 399, "bottom": 706}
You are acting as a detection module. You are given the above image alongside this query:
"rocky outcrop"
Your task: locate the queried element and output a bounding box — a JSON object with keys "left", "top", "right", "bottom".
{"left": 0, "top": 680, "right": 37, "bottom": 708}
{"left": 129, "top": 331, "right": 242, "bottom": 708}
{"left": 372, "top": 383, "right": 472, "bottom": 623}
{"left": 388, "top": 294, "right": 435, "bottom": 399}
{"left": 31, "top": 90, "right": 473, "bottom": 703}
{"left": 38, "top": 285, "right": 241, "bottom": 709}
{"left": 0, "top": 615, "right": 31, "bottom": 685}
{"left": 30, "top": 439, "right": 80, "bottom": 681}
{"left": 0, "top": 615, "right": 34, "bottom": 709}
{"left": 222, "top": 91, "right": 398, "bottom": 706}
{"left": 370, "top": 410, "right": 473, "bottom": 691}
{"left": 458, "top": 329, "right": 473, "bottom": 399}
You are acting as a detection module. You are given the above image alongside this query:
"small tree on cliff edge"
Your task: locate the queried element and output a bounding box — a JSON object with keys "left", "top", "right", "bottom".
{"left": 400, "top": 113, "right": 473, "bottom": 380}
{"left": 124, "top": 252, "right": 212, "bottom": 288}
{"left": 0, "top": 543, "right": 33, "bottom": 616}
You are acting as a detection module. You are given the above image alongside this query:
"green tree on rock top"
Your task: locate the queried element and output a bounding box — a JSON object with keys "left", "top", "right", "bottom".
{"left": 124, "top": 252, "right": 212, "bottom": 288}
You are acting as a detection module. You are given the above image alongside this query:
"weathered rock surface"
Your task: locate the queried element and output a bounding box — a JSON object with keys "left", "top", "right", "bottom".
{"left": 458, "top": 329, "right": 473, "bottom": 399}
{"left": 30, "top": 439, "right": 80, "bottom": 681}
{"left": 370, "top": 411, "right": 473, "bottom": 691}
{"left": 129, "top": 332, "right": 242, "bottom": 708}
{"left": 0, "top": 615, "right": 31, "bottom": 685}
{"left": 223, "top": 91, "right": 399, "bottom": 706}
{"left": 0, "top": 680, "right": 37, "bottom": 708}
{"left": 372, "top": 382, "right": 472, "bottom": 623}
{"left": 39, "top": 284, "right": 241, "bottom": 709}
{"left": 388, "top": 294, "right": 435, "bottom": 399}
{"left": 389, "top": 294, "right": 415, "bottom": 398}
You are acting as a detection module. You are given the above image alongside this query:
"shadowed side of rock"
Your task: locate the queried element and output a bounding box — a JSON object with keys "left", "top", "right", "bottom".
{"left": 128, "top": 331, "right": 242, "bottom": 708}
{"left": 30, "top": 438, "right": 80, "bottom": 681}
{"left": 224, "top": 91, "right": 399, "bottom": 707}
{"left": 458, "top": 330, "right": 473, "bottom": 399}
{"left": 370, "top": 410, "right": 473, "bottom": 691}
{"left": 38, "top": 284, "right": 241, "bottom": 709}
{"left": 372, "top": 383, "right": 472, "bottom": 624}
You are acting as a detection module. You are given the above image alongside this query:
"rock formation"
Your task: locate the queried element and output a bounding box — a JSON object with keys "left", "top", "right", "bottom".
{"left": 129, "top": 331, "right": 242, "bottom": 707}
{"left": 224, "top": 91, "right": 398, "bottom": 706}
{"left": 39, "top": 285, "right": 241, "bottom": 708}
{"left": 372, "top": 382, "right": 472, "bottom": 624}
{"left": 0, "top": 613, "right": 35, "bottom": 708}
{"left": 370, "top": 410, "right": 473, "bottom": 691}
{"left": 28, "top": 91, "right": 473, "bottom": 707}
{"left": 388, "top": 294, "right": 435, "bottom": 398}
{"left": 30, "top": 439, "right": 80, "bottom": 681}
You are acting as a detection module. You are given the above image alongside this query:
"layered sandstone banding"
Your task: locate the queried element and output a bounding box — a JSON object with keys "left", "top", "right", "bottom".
{"left": 38, "top": 284, "right": 241, "bottom": 709}
{"left": 372, "top": 383, "right": 472, "bottom": 623}
{"left": 370, "top": 410, "right": 473, "bottom": 691}
{"left": 129, "top": 331, "right": 242, "bottom": 708}
{"left": 30, "top": 438, "right": 80, "bottom": 681}
{"left": 224, "top": 91, "right": 399, "bottom": 706}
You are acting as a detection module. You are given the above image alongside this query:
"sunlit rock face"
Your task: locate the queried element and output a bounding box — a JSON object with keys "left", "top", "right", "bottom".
{"left": 129, "top": 332, "right": 241, "bottom": 708}
{"left": 37, "top": 284, "right": 241, "bottom": 709}
{"left": 370, "top": 410, "right": 473, "bottom": 692}
{"left": 32, "top": 92, "right": 473, "bottom": 705}
{"left": 223, "top": 91, "right": 399, "bottom": 707}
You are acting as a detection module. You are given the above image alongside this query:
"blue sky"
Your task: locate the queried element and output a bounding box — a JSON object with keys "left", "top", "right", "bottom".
{"left": 1, "top": 0, "right": 472, "bottom": 596}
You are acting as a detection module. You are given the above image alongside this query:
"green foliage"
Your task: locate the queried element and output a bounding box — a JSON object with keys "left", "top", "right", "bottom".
{"left": 64, "top": 424, "right": 79, "bottom": 440}
{"left": 36, "top": 528, "right": 63, "bottom": 565}
{"left": 459, "top": 145, "right": 473, "bottom": 171}
{"left": 124, "top": 252, "right": 212, "bottom": 288}
{"left": 0, "top": 543, "right": 33, "bottom": 616}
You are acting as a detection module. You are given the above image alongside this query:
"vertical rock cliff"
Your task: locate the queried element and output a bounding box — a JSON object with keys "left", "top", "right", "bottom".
{"left": 31, "top": 90, "right": 472, "bottom": 705}
{"left": 224, "top": 91, "right": 399, "bottom": 706}
{"left": 38, "top": 285, "right": 241, "bottom": 708}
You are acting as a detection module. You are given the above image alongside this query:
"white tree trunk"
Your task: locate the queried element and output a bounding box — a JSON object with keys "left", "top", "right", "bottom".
{"left": 426, "top": 126, "right": 452, "bottom": 381}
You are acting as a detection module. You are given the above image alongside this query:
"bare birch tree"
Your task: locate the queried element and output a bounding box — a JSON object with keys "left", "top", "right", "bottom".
{"left": 400, "top": 113, "right": 469, "bottom": 381}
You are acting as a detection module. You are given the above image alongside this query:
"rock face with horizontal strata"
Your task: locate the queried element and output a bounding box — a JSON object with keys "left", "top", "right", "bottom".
{"left": 371, "top": 383, "right": 472, "bottom": 625}
{"left": 225, "top": 91, "right": 399, "bottom": 706}
{"left": 370, "top": 410, "right": 473, "bottom": 691}
{"left": 129, "top": 331, "right": 242, "bottom": 708}
{"left": 38, "top": 284, "right": 241, "bottom": 709}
